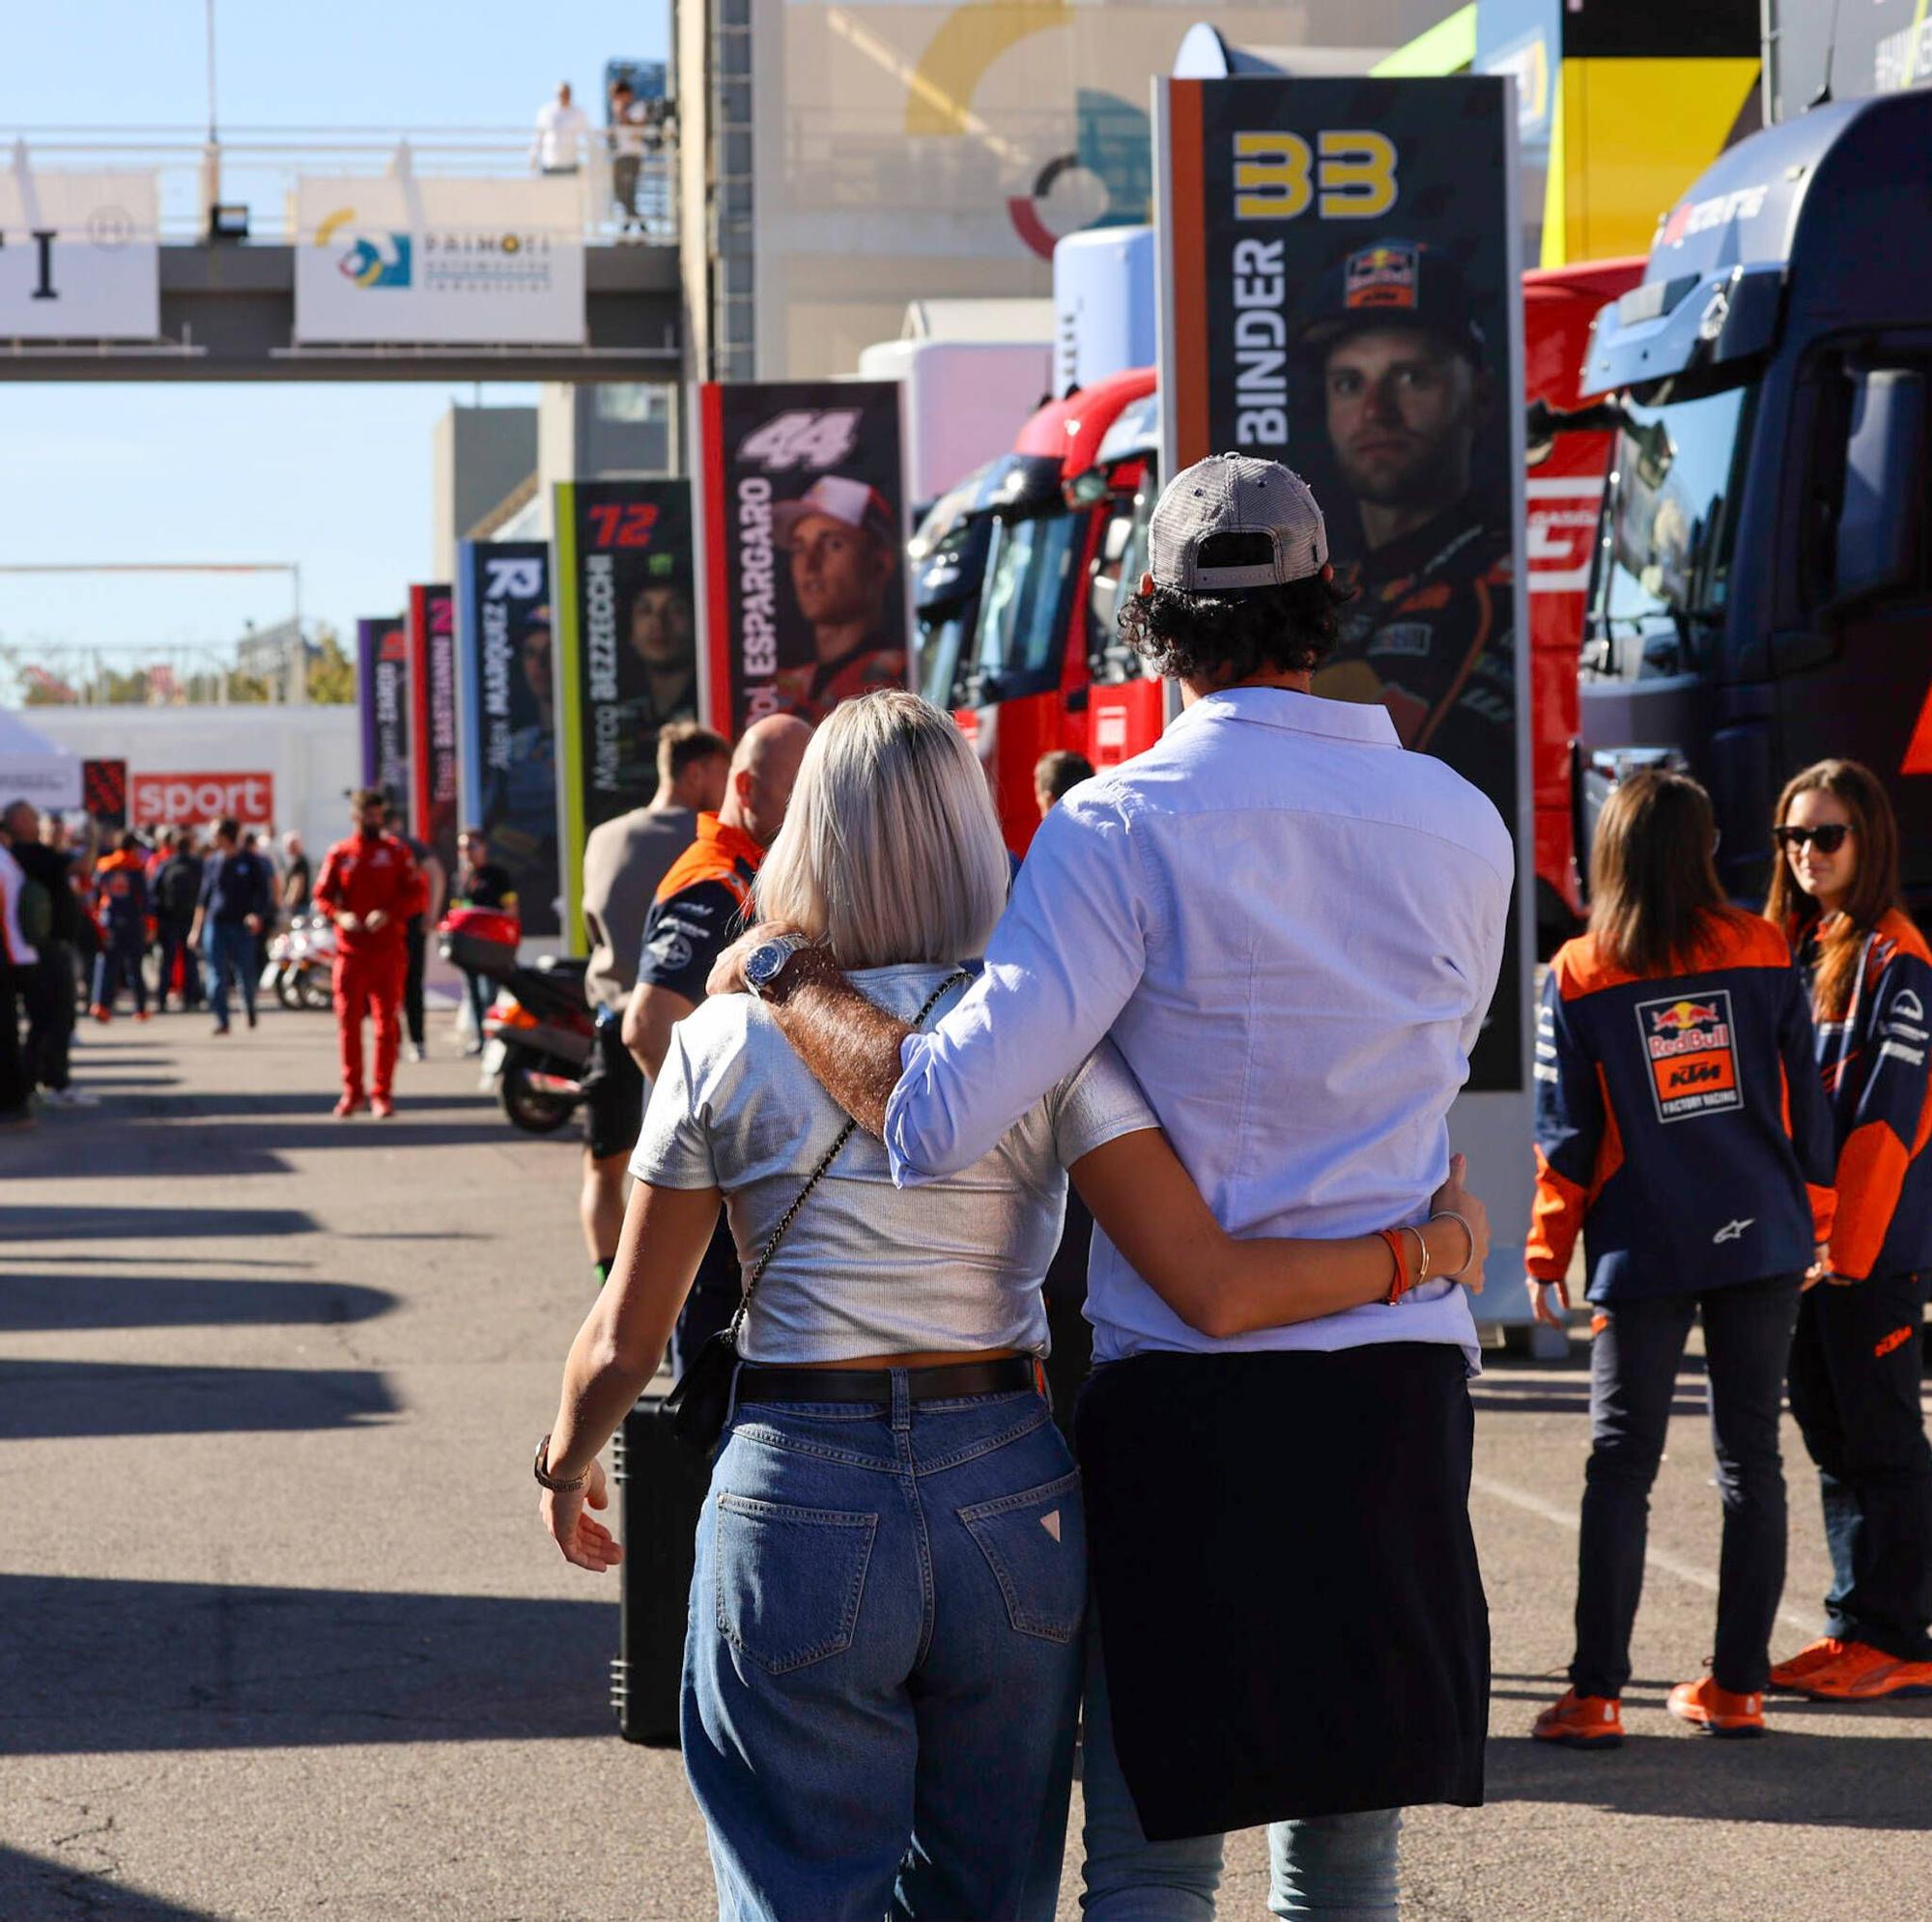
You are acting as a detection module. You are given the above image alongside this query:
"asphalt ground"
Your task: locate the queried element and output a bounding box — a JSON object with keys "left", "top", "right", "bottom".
{"left": 3, "top": 1002, "right": 1930, "bottom": 1920}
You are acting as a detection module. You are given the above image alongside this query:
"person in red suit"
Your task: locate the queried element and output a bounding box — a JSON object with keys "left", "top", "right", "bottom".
{"left": 313, "top": 789, "right": 428, "bottom": 1118}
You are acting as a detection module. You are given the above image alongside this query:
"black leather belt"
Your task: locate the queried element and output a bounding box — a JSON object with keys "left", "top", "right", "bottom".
{"left": 735, "top": 1355, "right": 1038, "bottom": 1405}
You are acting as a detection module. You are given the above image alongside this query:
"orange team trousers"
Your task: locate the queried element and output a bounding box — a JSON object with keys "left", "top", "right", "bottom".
{"left": 333, "top": 946, "right": 409, "bottom": 1101}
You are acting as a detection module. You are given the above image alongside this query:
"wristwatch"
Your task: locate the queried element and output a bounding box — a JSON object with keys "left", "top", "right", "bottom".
{"left": 532, "top": 1432, "right": 589, "bottom": 1493}
{"left": 744, "top": 932, "right": 809, "bottom": 1000}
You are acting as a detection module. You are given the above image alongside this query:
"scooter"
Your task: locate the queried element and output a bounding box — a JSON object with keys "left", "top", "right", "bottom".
{"left": 265, "top": 912, "right": 338, "bottom": 1011}
{"left": 437, "top": 906, "right": 593, "bottom": 1136}
{"left": 483, "top": 959, "right": 595, "bottom": 1135}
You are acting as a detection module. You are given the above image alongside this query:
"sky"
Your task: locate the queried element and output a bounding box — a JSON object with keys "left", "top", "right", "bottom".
{"left": 0, "top": 3, "right": 669, "bottom": 686}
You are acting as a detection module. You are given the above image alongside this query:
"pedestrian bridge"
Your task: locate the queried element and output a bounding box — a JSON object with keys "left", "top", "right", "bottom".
{"left": 1, "top": 127, "right": 682, "bottom": 382}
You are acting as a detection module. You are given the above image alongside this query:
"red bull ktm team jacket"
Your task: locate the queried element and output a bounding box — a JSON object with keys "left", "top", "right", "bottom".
{"left": 1799, "top": 908, "right": 1932, "bottom": 1282}
{"left": 1528, "top": 911, "right": 1835, "bottom": 1304}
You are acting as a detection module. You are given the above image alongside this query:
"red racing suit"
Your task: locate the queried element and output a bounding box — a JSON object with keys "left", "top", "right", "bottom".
{"left": 313, "top": 830, "right": 427, "bottom": 1099}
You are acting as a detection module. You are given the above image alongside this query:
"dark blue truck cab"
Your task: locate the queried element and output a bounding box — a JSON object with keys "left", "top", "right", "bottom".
{"left": 1577, "top": 91, "right": 1932, "bottom": 906}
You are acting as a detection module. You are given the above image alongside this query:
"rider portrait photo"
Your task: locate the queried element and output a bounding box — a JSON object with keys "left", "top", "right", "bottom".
{"left": 1296, "top": 236, "right": 1516, "bottom": 821}
{"left": 704, "top": 378, "right": 911, "bottom": 734}
{"left": 771, "top": 473, "right": 905, "bottom": 723}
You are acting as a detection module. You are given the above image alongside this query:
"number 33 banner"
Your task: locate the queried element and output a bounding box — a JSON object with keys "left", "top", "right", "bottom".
{"left": 1156, "top": 74, "right": 1528, "bottom": 1097}
{"left": 695, "top": 380, "right": 910, "bottom": 735}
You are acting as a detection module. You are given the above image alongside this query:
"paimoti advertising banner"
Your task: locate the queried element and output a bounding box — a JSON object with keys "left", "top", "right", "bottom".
{"left": 407, "top": 583, "right": 460, "bottom": 882}
{"left": 695, "top": 380, "right": 909, "bottom": 735}
{"left": 293, "top": 175, "right": 584, "bottom": 345}
{"left": 551, "top": 480, "right": 697, "bottom": 951}
{"left": 356, "top": 616, "right": 411, "bottom": 817}
{"left": 455, "top": 540, "right": 559, "bottom": 936}
{"left": 0, "top": 169, "right": 159, "bottom": 340}
{"left": 1155, "top": 72, "right": 1527, "bottom": 1098}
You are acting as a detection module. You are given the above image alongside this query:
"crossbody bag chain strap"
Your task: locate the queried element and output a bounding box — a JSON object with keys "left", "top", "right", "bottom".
{"left": 728, "top": 968, "right": 970, "bottom": 1343}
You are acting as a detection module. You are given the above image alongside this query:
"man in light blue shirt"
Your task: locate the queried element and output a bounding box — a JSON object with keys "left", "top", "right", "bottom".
{"left": 720, "top": 455, "right": 1511, "bottom": 1916}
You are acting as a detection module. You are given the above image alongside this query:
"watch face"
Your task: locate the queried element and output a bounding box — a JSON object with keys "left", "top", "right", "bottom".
{"left": 746, "top": 941, "right": 788, "bottom": 988}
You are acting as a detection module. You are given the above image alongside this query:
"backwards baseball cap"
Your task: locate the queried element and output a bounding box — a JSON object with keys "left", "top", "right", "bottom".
{"left": 1298, "top": 240, "right": 1487, "bottom": 362}
{"left": 1149, "top": 454, "right": 1328, "bottom": 591}
{"left": 773, "top": 474, "right": 896, "bottom": 551}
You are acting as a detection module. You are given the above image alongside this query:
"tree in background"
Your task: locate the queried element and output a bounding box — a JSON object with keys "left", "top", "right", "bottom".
{"left": 306, "top": 624, "right": 355, "bottom": 704}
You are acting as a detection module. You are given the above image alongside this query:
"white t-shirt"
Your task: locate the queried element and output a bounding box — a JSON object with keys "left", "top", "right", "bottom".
{"left": 532, "top": 100, "right": 589, "bottom": 170}
{"left": 632, "top": 963, "right": 1155, "bottom": 1363}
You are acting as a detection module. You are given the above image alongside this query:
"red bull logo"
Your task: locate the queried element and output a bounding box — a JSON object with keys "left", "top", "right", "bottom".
{"left": 1636, "top": 989, "right": 1742, "bottom": 1122}
{"left": 1345, "top": 241, "right": 1418, "bottom": 310}
{"left": 1649, "top": 1000, "right": 1722, "bottom": 1037}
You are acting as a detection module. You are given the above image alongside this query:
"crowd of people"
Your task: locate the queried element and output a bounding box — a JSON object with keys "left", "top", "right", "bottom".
{"left": 520, "top": 452, "right": 1932, "bottom": 1921}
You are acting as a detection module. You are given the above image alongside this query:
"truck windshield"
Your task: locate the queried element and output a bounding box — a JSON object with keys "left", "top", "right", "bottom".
{"left": 919, "top": 600, "right": 975, "bottom": 710}
{"left": 1588, "top": 382, "right": 1759, "bottom": 674}
{"left": 974, "top": 509, "right": 1086, "bottom": 691}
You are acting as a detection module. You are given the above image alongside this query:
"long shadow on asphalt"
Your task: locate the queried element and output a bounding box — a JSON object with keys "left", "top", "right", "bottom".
{"left": 0, "top": 1274, "right": 396, "bottom": 1333}
{"left": 7, "top": 1139, "right": 293, "bottom": 1178}
{"left": 0, "top": 1204, "right": 318, "bottom": 1242}
{"left": 0, "top": 1360, "right": 398, "bottom": 1438}
{"left": 1487, "top": 1719, "right": 1932, "bottom": 1827}
{"left": 0, "top": 1849, "right": 221, "bottom": 1918}
{"left": 0, "top": 1574, "right": 616, "bottom": 1753}
{"left": 156, "top": 1089, "right": 501, "bottom": 1118}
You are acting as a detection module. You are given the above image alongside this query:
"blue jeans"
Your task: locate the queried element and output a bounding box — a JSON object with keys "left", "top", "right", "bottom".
{"left": 684, "top": 1374, "right": 1084, "bottom": 1921}
{"left": 91, "top": 926, "right": 147, "bottom": 1016}
{"left": 1082, "top": 1620, "right": 1402, "bottom": 1919}
{"left": 202, "top": 920, "right": 257, "bottom": 1030}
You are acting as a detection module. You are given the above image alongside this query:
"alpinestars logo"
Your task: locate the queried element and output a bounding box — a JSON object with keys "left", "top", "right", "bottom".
{"left": 1713, "top": 1219, "right": 1754, "bottom": 1245}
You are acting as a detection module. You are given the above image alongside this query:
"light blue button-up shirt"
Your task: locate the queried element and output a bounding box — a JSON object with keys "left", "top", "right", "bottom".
{"left": 885, "top": 685, "right": 1514, "bottom": 1364}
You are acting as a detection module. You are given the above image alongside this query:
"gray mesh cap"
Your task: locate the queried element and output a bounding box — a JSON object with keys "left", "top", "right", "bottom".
{"left": 1149, "top": 454, "right": 1328, "bottom": 592}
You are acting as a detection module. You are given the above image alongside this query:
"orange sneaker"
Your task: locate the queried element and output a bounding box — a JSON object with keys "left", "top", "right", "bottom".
{"left": 133, "top": 1009, "right": 153, "bottom": 1023}
{"left": 1532, "top": 1689, "right": 1624, "bottom": 1749}
{"left": 89, "top": 1003, "right": 111, "bottom": 1024}
{"left": 1769, "top": 1637, "right": 1849, "bottom": 1690}
{"left": 1796, "top": 1641, "right": 1932, "bottom": 1700}
{"left": 1667, "top": 1674, "right": 1765, "bottom": 1737}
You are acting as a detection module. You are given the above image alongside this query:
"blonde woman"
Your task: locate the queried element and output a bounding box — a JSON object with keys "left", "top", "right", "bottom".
{"left": 538, "top": 692, "right": 1488, "bottom": 1922}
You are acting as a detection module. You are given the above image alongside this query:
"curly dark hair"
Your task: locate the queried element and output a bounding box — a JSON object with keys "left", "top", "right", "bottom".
{"left": 1118, "top": 534, "right": 1353, "bottom": 683}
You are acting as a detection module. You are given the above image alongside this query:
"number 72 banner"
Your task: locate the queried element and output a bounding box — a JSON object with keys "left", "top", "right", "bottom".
{"left": 694, "top": 379, "right": 910, "bottom": 735}
{"left": 1155, "top": 73, "right": 1528, "bottom": 1097}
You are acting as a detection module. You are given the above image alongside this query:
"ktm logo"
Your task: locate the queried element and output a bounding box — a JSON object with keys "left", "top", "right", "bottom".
{"left": 1875, "top": 1325, "right": 1915, "bottom": 1359}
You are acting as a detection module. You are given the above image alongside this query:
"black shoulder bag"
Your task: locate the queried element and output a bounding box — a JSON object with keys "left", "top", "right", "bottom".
{"left": 661, "top": 969, "right": 969, "bottom": 1456}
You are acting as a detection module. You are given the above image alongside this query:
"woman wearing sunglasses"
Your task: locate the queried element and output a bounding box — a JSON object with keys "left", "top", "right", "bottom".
{"left": 1763, "top": 758, "right": 1932, "bottom": 1701}
{"left": 1527, "top": 769, "right": 1836, "bottom": 1746}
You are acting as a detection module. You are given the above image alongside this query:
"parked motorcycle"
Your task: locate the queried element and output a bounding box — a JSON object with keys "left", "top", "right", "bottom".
{"left": 438, "top": 906, "right": 592, "bottom": 1135}
{"left": 263, "top": 912, "right": 338, "bottom": 1011}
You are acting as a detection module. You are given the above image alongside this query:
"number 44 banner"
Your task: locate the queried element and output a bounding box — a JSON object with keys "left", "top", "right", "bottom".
{"left": 694, "top": 380, "right": 911, "bottom": 735}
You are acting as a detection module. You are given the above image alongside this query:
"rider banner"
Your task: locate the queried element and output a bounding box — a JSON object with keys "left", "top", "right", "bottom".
{"left": 0, "top": 169, "right": 159, "bottom": 340}
{"left": 293, "top": 175, "right": 584, "bottom": 345}
{"left": 407, "top": 583, "right": 460, "bottom": 882}
{"left": 356, "top": 616, "right": 411, "bottom": 815}
{"left": 1156, "top": 73, "right": 1527, "bottom": 1095}
{"left": 455, "top": 540, "right": 559, "bottom": 936}
{"left": 694, "top": 380, "right": 910, "bottom": 734}
{"left": 552, "top": 479, "right": 696, "bottom": 952}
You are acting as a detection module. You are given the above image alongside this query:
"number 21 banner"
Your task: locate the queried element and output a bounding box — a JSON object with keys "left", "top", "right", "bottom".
{"left": 1156, "top": 74, "right": 1528, "bottom": 1095}
{"left": 695, "top": 380, "right": 909, "bottom": 735}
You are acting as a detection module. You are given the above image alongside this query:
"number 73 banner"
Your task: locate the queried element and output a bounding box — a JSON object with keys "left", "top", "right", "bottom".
{"left": 695, "top": 379, "right": 910, "bottom": 735}
{"left": 1155, "top": 74, "right": 1529, "bottom": 1096}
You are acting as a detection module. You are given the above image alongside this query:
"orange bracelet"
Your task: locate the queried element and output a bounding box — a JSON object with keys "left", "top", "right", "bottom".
{"left": 1378, "top": 1228, "right": 1411, "bottom": 1306}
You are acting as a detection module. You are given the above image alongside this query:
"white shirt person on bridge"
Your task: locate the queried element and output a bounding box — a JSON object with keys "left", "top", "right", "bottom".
{"left": 530, "top": 82, "right": 590, "bottom": 174}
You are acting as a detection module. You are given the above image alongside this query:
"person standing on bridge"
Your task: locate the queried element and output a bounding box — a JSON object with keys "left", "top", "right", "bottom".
{"left": 1763, "top": 760, "right": 1932, "bottom": 1703}
{"left": 1528, "top": 771, "right": 1836, "bottom": 1747}
{"left": 314, "top": 790, "right": 427, "bottom": 1119}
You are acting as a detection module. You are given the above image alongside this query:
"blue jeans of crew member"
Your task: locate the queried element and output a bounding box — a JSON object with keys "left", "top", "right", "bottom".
{"left": 91, "top": 925, "right": 147, "bottom": 1017}
{"left": 685, "top": 1375, "right": 1084, "bottom": 1921}
{"left": 202, "top": 920, "right": 257, "bottom": 1032}
{"left": 1080, "top": 1618, "right": 1402, "bottom": 1919}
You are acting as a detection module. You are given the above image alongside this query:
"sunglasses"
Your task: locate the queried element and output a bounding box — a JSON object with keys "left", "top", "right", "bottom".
{"left": 1775, "top": 823, "right": 1852, "bottom": 854}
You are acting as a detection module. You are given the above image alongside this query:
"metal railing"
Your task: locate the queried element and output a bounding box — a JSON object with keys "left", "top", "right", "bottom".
{"left": 5, "top": 126, "right": 677, "bottom": 244}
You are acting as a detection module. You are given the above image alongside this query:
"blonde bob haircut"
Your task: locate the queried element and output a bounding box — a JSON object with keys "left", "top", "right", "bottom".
{"left": 755, "top": 690, "right": 1009, "bottom": 970}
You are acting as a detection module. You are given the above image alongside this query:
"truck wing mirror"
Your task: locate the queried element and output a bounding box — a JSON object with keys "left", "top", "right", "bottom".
{"left": 1833, "top": 369, "right": 1926, "bottom": 607}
